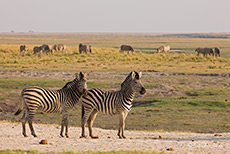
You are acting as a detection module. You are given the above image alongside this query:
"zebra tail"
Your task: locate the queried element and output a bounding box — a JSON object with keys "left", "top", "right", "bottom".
{"left": 14, "top": 89, "right": 24, "bottom": 115}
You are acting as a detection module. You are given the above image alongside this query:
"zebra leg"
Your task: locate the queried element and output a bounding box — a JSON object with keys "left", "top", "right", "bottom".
{"left": 60, "top": 112, "right": 68, "bottom": 137}
{"left": 21, "top": 112, "right": 28, "bottom": 137}
{"left": 28, "top": 115, "right": 37, "bottom": 137}
{"left": 81, "top": 107, "right": 93, "bottom": 138}
{"left": 87, "top": 109, "right": 99, "bottom": 139}
{"left": 65, "top": 115, "right": 69, "bottom": 138}
{"left": 118, "top": 112, "right": 128, "bottom": 139}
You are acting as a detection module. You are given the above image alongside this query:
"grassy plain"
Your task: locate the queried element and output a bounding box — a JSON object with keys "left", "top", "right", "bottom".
{"left": 1, "top": 33, "right": 230, "bottom": 134}
{"left": 1, "top": 33, "right": 230, "bottom": 73}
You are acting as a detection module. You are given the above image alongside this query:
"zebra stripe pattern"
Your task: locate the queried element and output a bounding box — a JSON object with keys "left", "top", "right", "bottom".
{"left": 15, "top": 72, "right": 88, "bottom": 137}
{"left": 81, "top": 71, "right": 146, "bottom": 139}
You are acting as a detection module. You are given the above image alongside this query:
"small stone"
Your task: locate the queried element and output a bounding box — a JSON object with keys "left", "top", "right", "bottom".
{"left": 159, "top": 135, "right": 162, "bottom": 139}
{"left": 166, "top": 148, "right": 174, "bottom": 151}
{"left": 214, "top": 134, "right": 222, "bottom": 136}
{"left": 39, "top": 139, "right": 48, "bottom": 144}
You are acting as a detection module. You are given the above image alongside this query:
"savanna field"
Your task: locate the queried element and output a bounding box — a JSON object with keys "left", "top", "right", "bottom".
{"left": 2, "top": 33, "right": 230, "bottom": 153}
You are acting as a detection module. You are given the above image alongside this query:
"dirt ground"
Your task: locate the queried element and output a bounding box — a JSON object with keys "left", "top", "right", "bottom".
{"left": 0, "top": 122, "right": 230, "bottom": 153}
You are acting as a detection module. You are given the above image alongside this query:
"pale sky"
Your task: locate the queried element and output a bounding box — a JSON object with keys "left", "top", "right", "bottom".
{"left": 0, "top": 0, "right": 229, "bottom": 33}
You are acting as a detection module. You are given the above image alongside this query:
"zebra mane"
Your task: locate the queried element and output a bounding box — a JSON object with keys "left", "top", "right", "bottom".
{"left": 121, "top": 71, "right": 139, "bottom": 88}
{"left": 62, "top": 78, "right": 78, "bottom": 89}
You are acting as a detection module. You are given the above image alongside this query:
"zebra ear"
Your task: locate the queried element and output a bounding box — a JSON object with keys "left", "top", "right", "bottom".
{"left": 139, "top": 72, "right": 142, "bottom": 78}
{"left": 82, "top": 72, "right": 87, "bottom": 79}
{"left": 79, "top": 72, "right": 84, "bottom": 80}
{"left": 74, "top": 73, "right": 79, "bottom": 79}
{"left": 131, "top": 71, "right": 136, "bottom": 80}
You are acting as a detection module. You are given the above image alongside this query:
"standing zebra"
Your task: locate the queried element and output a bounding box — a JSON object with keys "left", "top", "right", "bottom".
{"left": 14, "top": 72, "right": 88, "bottom": 138}
{"left": 80, "top": 71, "right": 146, "bottom": 139}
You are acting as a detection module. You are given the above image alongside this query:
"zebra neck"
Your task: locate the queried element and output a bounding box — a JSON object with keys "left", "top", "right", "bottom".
{"left": 119, "top": 89, "right": 135, "bottom": 110}
{"left": 62, "top": 88, "right": 81, "bottom": 103}
{"left": 123, "top": 90, "right": 135, "bottom": 103}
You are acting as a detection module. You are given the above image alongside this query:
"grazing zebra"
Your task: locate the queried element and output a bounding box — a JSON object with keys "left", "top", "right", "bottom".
{"left": 214, "top": 47, "right": 221, "bottom": 57}
{"left": 51, "top": 44, "right": 66, "bottom": 53}
{"left": 20, "top": 45, "right": 26, "bottom": 52}
{"left": 40, "top": 44, "right": 51, "bottom": 54}
{"left": 157, "top": 45, "right": 170, "bottom": 53}
{"left": 14, "top": 72, "right": 88, "bottom": 138}
{"left": 195, "top": 48, "right": 214, "bottom": 57}
{"left": 79, "top": 43, "right": 92, "bottom": 54}
{"left": 80, "top": 71, "right": 146, "bottom": 139}
{"left": 33, "top": 46, "right": 43, "bottom": 54}
{"left": 120, "top": 45, "right": 134, "bottom": 54}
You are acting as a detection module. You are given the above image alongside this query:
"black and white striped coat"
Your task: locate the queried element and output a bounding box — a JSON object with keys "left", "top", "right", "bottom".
{"left": 80, "top": 71, "right": 146, "bottom": 139}
{"left": 15, "top": 72, "right": 88, "bottom": 138}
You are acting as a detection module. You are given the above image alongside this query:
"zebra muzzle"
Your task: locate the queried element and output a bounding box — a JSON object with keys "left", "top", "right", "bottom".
{"left": 140, "top": 87, "right": 146, "bottom": 95}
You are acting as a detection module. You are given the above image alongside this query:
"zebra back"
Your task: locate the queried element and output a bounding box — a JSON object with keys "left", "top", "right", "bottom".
{"left": 21, "top": 72, "right": 87, "bottom": 114}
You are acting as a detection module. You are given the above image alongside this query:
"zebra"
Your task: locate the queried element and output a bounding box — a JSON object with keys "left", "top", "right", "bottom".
{"left": 79, "top": 43, "right": 92, "bottom": 54}
{"left": 195, "top": 48, "right": 214, "bottom": 57}
{"left": 120, "top": 45, "right": 134, "bottom": 54}
{"left": 14, "top": 72, "right": 88, "bottom": 138}
{"left": 20, "top": 45, "right": 26, "bottom": 52}
{"left": 80, "top": 71, "right": 146, "bottom": 139}
{"left": 214, "top": 47, "right": 221, "bottom": 57}
{"left": 157, "top": 45, "right": 170, "bottom": 53}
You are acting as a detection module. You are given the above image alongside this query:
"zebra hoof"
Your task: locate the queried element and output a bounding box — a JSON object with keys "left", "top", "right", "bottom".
{"left": 91, "top": 136, "right": 99, "bottom": 139}
{"left": 60, "top": 134, "right": 64, "bottom": 137}
{"left": 80, "top": 135, "right": 87, "bottom": 138}
{"left": 33, "top": 134, "right": 37, "bottom": 137}
{"left": 23, "top": 134, "right": 28, "bottom": 137}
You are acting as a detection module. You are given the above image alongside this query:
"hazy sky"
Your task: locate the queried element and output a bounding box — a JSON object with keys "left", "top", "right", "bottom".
{"left": 1, "top": 0, "right": 230, "bottom": 33}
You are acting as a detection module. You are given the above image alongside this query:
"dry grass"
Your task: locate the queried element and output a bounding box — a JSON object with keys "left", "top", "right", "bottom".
{"left": 1, "top": 33, "right": 230, "bottom": 73}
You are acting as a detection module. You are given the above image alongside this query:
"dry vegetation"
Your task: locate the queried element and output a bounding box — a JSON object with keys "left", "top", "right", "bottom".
{"left": 1, "top": 33, "right": 230, "bottom": 73}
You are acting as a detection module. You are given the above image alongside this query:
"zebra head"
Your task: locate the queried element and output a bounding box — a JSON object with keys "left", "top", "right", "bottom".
{"left": 73, "top": 72, "right": 88, "bottom": 96}
{"left": 122, "top": 71, "right": 146, "bottom": 95}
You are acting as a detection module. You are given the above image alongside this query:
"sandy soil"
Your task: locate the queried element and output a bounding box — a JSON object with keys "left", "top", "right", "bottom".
{"left": 1, "top": 122, "right": 230, "bottom": 153}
